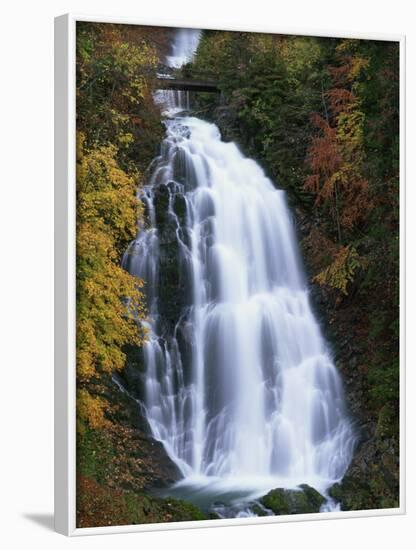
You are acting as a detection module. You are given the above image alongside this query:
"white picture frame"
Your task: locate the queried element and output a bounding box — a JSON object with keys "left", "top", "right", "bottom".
{"left": 54, "top": 13, "right": 406, "bottom": 536}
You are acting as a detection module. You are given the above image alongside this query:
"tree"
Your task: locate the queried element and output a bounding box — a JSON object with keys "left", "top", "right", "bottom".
{"left": 305, "top": 41, "right": 372, "bottom": 241}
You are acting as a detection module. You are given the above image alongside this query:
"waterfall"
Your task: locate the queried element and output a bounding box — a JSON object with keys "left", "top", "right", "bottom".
{"left": 166, "top": 28, "right": 201, "bottom": 68}
{"left": 123, "top": 29, "right": 355, "bottom": 513}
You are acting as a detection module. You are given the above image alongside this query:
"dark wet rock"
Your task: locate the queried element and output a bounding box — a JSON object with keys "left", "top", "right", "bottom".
{"left": 153, "top": 185, "right": 176, "bottom": 245}
{"left": 121, "top": 344, "right": 146, "bottom": 402}
{"left": 158, "top": 240, "right": 188, "bottom": 331}
{"left": 173, "top": 193, "right": 187, "bottom": 226}
{"left": 174, "top": 315, "right": 194, "bottom": 385}
{"left": 151, "top": 183, "right": 190, "bottom": 332}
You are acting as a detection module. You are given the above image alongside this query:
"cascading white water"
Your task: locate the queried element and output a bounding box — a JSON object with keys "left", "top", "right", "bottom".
{"left": 123, "top": 29, "right": 355, "bottom": 513}
{"left": 166, "top": 28, "right": 201, "bottom": 68}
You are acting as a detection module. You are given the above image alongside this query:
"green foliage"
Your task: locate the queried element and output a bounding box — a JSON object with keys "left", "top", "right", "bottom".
{"left": 188, "top": 32, "right": 326, "bottom": 202}
{"left": 77, "top": 425, "right": 116, "bottom": 484}
{"left": 76, "top": 22, "right": 164, "bottom": 171}
{"left": 367, "top": 312, "right": 400, "bottom": 415}
{"left": 369, "top": 359, "right": 399, "bottom": 415}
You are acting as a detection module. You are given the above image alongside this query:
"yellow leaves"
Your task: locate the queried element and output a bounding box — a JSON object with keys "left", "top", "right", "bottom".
{"left": 77, "top": 389, "right": 110, "bottom": 430}
{"left": 77, "top": 223, "right": 146, "bottom": 380}
{"left": 337, "top": 108, "right": 364, "bottom": 137}
{"left": 77, "top": 132, "right": 86, "bottom": 162}
{"left": 349, "top": 56, "right": 369, "bottom": 80}
{"left": 77, "top": 319, "right": 99, "bottom": 381}
{"left": 334, "top": 40, "right": 369, "bottom": 82}
{"left": 313, "top": 245, "right": 362, "bottom": 295}
{"left": 76, "top": 135, "right": 142, "bottom": 245}
{"left": 76, "top": 135, "right": 147, "bottom": 384}
{"left": 117, "top": 132, "right": 134, "bottom": 146}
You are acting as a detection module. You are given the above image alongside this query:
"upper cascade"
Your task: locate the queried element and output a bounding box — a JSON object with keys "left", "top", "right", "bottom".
{"left": 166, "top": 28, "right": 201, "bottom": 68}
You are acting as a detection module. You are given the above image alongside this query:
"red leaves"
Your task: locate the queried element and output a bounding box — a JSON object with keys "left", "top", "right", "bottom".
{"left": 307, "top": 114, "right": 341, "bottom": 175}
{"left": 305, "top": 114, "right": 341, "bottom": 207}
{"left": 325, "top": 88, "right": 356, "bottom": 115}
{"left": 304, "top": 44, "right": 373, "bottom": 235}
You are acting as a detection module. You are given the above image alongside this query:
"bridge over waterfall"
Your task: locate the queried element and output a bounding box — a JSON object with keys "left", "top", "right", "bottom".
{"left": 156, "top": 76, "right": 220, "bottom": 93}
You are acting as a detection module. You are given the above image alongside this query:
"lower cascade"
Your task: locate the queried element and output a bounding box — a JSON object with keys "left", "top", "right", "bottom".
{"left": 123, "top": 90, "right": 355, "bottom": 515}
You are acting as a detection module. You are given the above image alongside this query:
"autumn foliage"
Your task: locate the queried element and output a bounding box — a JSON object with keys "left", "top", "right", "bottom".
{"left": 305, "top": 43, "right": 372, "bottom": 239}
{"left": 313, "top": 245, "right": 362, "bottom": 296}
{"left": 76, "top": 136, "right": 147, "bottom": 387}
{"left": 75, "top": 23, "right": 170, "bottom": 471}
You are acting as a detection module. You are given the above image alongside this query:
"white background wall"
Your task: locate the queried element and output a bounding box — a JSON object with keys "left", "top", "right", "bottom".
{"left": 0, "top": 0, "right": 413, "bottom": 548}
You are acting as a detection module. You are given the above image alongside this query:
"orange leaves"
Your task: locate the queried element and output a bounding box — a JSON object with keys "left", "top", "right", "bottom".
{"left": 325, "top": 88, "right": 356, "bottom": 115}
{"left": 306, "top": 115, "right": 340, "bottom": 177}
{"left": 328, "top": 45, "right": 369, "bottom": 86}
{"left": 304, "top": 174, "right": 320, "bottom": 195}
{"left": 305, "top": 111, "right": 371, "bottom": 232}
{"left": 338, "top": 173, "right": 370, "bottom": 231}
{"left": 305, "top": 114, "right": 342, "bottom": 208}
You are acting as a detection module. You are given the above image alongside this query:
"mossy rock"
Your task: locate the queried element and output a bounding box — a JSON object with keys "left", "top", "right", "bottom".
{"left": 298, "top": 484, "right": 327, "bottom": 510}
{"left": 260, "top": 485, "right": 325, "bottom": 515}
{"left": 163, "top": 498, "right": 207, "bottom": 521}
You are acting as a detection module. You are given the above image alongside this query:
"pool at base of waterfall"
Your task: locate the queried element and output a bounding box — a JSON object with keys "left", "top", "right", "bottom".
{"left": 154, "top": 475, "right": 340, "bottom": 518}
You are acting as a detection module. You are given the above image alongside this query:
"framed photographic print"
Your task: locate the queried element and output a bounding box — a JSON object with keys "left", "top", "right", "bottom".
{"left": 54, "top": 14, "right": 405, "bottom": 535}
